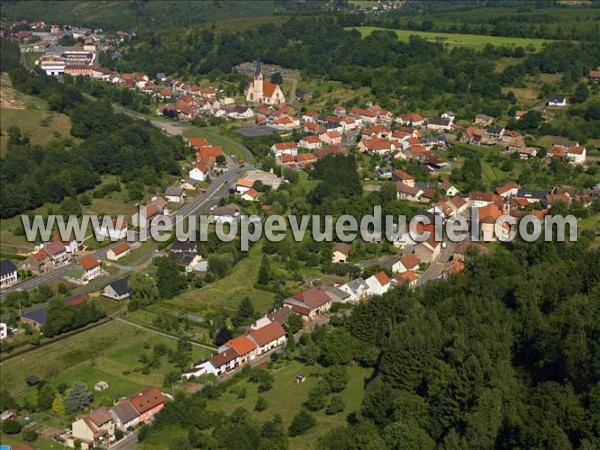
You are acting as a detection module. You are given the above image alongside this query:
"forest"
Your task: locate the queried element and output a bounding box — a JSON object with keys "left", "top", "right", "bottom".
{"left": 109, "top": 16, "right": 600, "bottom": 113}
{"left": 134, "top": 235, "right": 600, "bottom": 449}
{"left": 0, "top": 40, "right": 185, "bottom": 219}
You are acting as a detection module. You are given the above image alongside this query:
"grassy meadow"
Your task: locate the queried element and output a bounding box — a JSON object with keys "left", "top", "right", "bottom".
{"left": 348, "top": 26, "right": 554, "bottom": 50}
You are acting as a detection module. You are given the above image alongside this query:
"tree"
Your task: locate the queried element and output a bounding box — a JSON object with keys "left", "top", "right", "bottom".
{"left": 319, "top": 328, "right": 356, "bottom": 366}
{"left": 257, "top": 255, "right": 272, "bottom": 285}
{"left": 262, "top": 415, "right": 288, "bottom": 449}
{"left": 214, "top": 326, "right": 233, "bottom": 346}
{"left": 37, "top": 383, "right": 56, "bottom": 411}
{"left": 304, "top": 383, "right": 329, "bottom": 411}
{"left": 382, "top": 421, "right": 435, "bottom": 450}
{"left": 164, "top": 371, "right": 181, "bottom": 387}
{"left": 288, "top": 411, "right": 316, "bottom": 436}
{"left": 129, "top": 272, "right": 159, "bottom": 305}
{"left": 232, "top": 297, "right": 255, "bottom": 327}
{"left": 156, "top": 257, "right": 186, "bottom": 299}
{"left": 270, "top": 72, "right": 283, "bottom": 85}
{"left": 2, "top": 419, "right": 22, "bottom": 434}
{"left": 255, "top": 396, "right": 268, "bottom": 412}
{"left": 326, "top": 395, "right": 346, "bottom": 415}
{"left": 572, "top": 82, "right": 589, "bottom": 103}
{"left": 65, "top": 381, "right": 93, "bottom": 414}
{"left": 249, "top": 368, "right": 274, "bottom": 392}
{"left": 287, "top": 314, "right": 304, "bottom": 334}
{"left": 52, "top": 394, "right": 66, "bottom": 417}
{"left": 324, "top": 366, "right": 350, "bottom": 393}
{"left": 22, "top": 428, "right": 39, "bottom": 442}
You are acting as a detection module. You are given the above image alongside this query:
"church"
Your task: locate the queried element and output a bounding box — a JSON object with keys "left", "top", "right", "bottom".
{"left": 245, "top": 62, "right": 286, "bottom": 105}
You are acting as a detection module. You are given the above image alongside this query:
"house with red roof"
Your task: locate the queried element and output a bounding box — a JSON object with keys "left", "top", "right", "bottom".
{"left": 358, "top": 137, "right": 394, "bottom": 155}
{"left": 397, "top": 113, "right": 425, "bottom": 127}
{"left": 129, "top": 387, "right": 165, "bottom": 423}
{"left": 220, "top": 335, "right": 258, "bottom": 364}
{"left": 23, "top": 250, "right": 51, "bottom": 275}
{"left": 271, "top": 141, "right": 298, "bottom": 156}
{"left": 298, "top": 135, "right": 323, "bottom": 150}
{"left": 365, "top": 271, "right": 392, "bottom": 296}
{"left": 319, "top": 130, "right": 342, "bottom": 145}
{"left": 393, "top": 270, "right": 419, "bottom": 288}
{"left": 188, "top": 137, "right": 210, "bottom": 149}
{"left": 77, "top": 255, "right": 102, "bottom": 281}
{"left": 107, "top": 242, "right": 131, "bottom": 261}
{"left": 283, "top": 286, "right": 332, "bottom": 320}
{"left": 247, "top": 321, "right": 287, "bottom": 355}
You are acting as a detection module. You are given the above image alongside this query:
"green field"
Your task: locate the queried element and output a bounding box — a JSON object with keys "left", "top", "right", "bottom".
{"left": 183, "top": 127, "right": 249, "bottom": 162}
{"left": 348, "top": 26, "right": 554, "bottom": 50}
{"left": 1, "top": 320, "right": 211, "bottom": 403}
{"left": 138, "top": 360, "right": 372, "bottom": 450}
{"left": 161, "top": 242, "right": 276, "bottom": 316}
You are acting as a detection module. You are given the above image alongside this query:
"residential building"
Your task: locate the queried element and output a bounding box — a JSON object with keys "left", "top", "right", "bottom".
{"left": 247, "top": 322, "right": 287, "bottom": 355}
{"left": 165, "top": 187, "right": 185, "bottom": 203}
{"left": 338, "top": 278, "right": 370, "bottom": 303}
{"left": 332, "top": 243, "right": 351, "bottom": 263}
{"left": 129, "top": 387, "right": 165, "bottom": 422}
{"left": 95, "top": 218, "right": 129, "bottom": 241}
{"left": 365, "top": 271, "right": 392, "bottom": 296}
{"left": 20, "top": 307, "right": 48, "bottom": 330}
{"left": 283, "top": 286, "right": 332, "bottom": 320}
{"left": 77, "top": 255, "right": 102, "bottom": 281}
{"left": 110, "top": 399, "right": 139, "bottom": 431}
{"left": 106, "top": 242, "right": 131, "bottom": 261}
{"left": 547, "top": 95, "right": 567, "bottom": 107}
{"left": 0, "top": 259, "right": 18, "bottom": 289}
{"left": 69, "top": 407, "right": 115, "bottom": 450}
{"left": 414, "top": 237, "right": 441, "bottom": 263}
{"left": 102, "top": 278, "right": 131, "bottom": 301}
{"left": 220, "top": 335, "right": 258, "bottom": 364}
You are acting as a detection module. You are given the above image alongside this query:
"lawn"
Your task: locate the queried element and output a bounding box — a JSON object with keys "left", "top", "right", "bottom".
{"left": 183, "top": 127, "right": 249, "bottom": 161}
{"left": 1, "top": 320, "right": 211, "bottom": 403}
{"left": 160, "top": 241, "right": 276, "bottom": 316}
{"left": 201, "top": 360, "right": 372, "bottom": 450}
{"left": 0, "top": 108, "right": 73, "bottom": 155}
{"left": 348, "top": 26, "right": 554, "bottom": 51}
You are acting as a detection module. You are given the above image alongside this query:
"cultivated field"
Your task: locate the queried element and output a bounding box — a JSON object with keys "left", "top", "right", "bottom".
{"left": 1, "top": 319, "right": 211, "bottom": 403}
{"left": 348, "top": 26, "right": 554, "bottom": 50}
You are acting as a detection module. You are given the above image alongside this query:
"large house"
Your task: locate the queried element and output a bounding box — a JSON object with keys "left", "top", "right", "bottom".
{"left": 0, "top": 259, "right": 18, "bottom": 289}
{"left": 245, "top": 62, "right": 285, "bottom": 105}
{"left": 69, "top": 407, "right": 115, "bottom": 449}
{"left": 365, "top": 271, "right": 392, "bottom": 296}
{"left": 102, "top": 278, "right": 131, "bottom": 301}
{"left": 129, "top": 387, "right": 165, "bottom": 422}
{"left": 283, "top": 286, "right": 332, "bottom": 320}
{"left": 247, "top": 321, "right": 287, "bottom": 355}
{"left": 106, "top": 242, "right": 131, "bottom": 261}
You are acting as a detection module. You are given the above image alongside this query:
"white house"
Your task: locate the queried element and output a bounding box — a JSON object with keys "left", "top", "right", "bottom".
{"left": 189, "top": 163, "right": 210, "bottom": 182}
{"left": 102, "top": 278, "right": 131, "bottom": 301}
{"left": 365, "top": 271, "right": 392, "bottom": 296}
{"left": 338, "top": 278, "right": 370, "bottom": 303}
{"left": 0, "top": 260, "right": 18, "bottom": 289}
{"left": 548, "top": 95, "right": 567, "bottom": 107}
{"left": 165, "top": 187, "right": 185, "bottom": 203}
{"left": 319, "top": 130, "right": 342, "bottom": 145}
{"left": 271, "top": 142, "right": 298, "bottom": 156}
{"left": 566, "top": 146, "right": 587, "bottom": 165}
{"left": 77, "top": 255, "right": 102, "bottom": 281}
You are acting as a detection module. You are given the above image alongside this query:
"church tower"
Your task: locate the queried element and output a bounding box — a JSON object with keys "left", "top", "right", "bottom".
{"left": 253, "top": 59, "right": 263, "bottom": 100}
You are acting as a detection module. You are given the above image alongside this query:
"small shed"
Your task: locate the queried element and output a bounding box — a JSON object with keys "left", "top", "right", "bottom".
{"left": 294, "top": 375, "right": 306, "bottom": 384}
{"left": 26, "top": 375, "right": 40, "bottom": 386}
{"left": 94, "top": 381, "right": 109, "bottom": 391}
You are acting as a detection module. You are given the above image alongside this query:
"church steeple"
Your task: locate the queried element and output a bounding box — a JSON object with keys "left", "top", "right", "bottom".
{"left": 254, "top": 59, "right": 262, "bottom": 80}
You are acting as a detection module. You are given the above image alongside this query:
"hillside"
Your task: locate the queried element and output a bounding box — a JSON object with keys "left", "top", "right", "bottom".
{"left": 0, "top": 0, "right": 321, "bottom": 31}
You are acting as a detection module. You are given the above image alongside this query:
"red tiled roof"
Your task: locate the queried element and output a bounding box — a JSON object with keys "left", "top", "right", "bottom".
{"left": 401, "top": 253, "right": 420, "bottom": 270}
{"left": 394, "top": 270, "right": 418, "bottom": 284}
{"left": 78, "top": 255, "right": 100, "bottom": 271}
{"left": 273, "top": 141, "right": 297, "bottom": 151}
{"left": 374, "top": 271, "right": 391, "bottom": 286}
{"left": 129, "top": 387, "right": 165, "bottom": 415}
{"left": 262, "top": 80, "right": 279, "bottom": 98}
{"left": 248, "top": 322, "right": 286, "bottom": 347}
{"left": 292, "top": 286, "right": 330, "bottom": 308}
{"left": 392, "top": 169, "right": 414, "bottom": 181}
{"left": 111, "top": 241, "right": 131, "bottom": 256}
{"left": 189, "top": 137, "right": 209, "bottom": 148}
{"left": 224, "top": 335, "right": 257, "bottom": 356}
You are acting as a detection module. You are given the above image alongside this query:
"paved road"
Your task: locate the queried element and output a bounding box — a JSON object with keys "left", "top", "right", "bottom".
{"left": 110, "top": 429, "right": 139, "bottom": 450}
{"left": 417, "top": 240, "right": 458, "bottom": 286}
{"left": 0, "top": 157, "right": 245, "bottom": 301}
